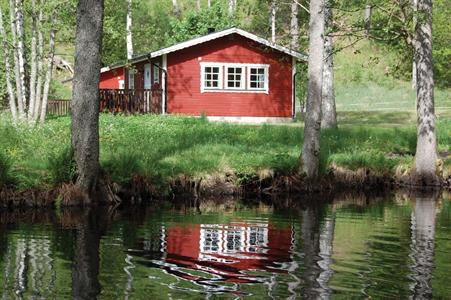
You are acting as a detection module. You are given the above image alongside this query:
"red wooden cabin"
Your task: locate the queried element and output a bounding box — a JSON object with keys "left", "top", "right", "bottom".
{"left": 99, "top": 28, "right": 306, "bottom": 123}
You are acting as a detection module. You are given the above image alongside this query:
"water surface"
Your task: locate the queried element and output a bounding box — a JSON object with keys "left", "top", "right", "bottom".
{"left": 0, "top": 191, "right": 450, "bottom": 299}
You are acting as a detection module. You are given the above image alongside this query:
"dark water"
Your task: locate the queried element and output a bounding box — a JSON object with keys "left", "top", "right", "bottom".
{"left": 1, "top": 191, "right": 450, "bottom": 299}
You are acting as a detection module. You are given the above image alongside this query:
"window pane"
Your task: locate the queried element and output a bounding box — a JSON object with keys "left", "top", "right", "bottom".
{"left": 213, "top": 67, "right": 219, "bottom": 73}
{"left": 206, "top": 67, "right": 211, "bottom": 73}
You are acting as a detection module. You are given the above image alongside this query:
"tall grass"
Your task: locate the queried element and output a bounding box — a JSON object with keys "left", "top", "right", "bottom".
{"left": 0, "top": 113, "right": 449, "bottom": 190}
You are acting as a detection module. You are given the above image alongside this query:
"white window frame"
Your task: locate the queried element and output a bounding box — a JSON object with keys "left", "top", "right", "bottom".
{"left": 128, "top": 70, "right": 135, "bottom": 90}
{"left": 224, "top": 65, "right": 245, "bottom": 90}
{"left": 247, "top": 65, "right": 269, "bottom": 93}
{"left": 200, "top": 62, "right": 269, "bottom": 94}
{"left": 153, "top": 63, "right": 160, "bottom": 85}
{"left": 200, "top": 62, "right": 223, "bottom": 92}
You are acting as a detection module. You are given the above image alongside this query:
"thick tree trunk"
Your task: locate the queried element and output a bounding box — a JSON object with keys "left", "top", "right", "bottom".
{"left": 270, "top": 1, "right": 277, "bottom": 43}
{"left": 15, "top": 0, "right": 27, "bottom": 115}
{"left": 300, "top": 0, "right": 325, "bottom": 178}
{"left": 411, "top": 0, "right": 418, "bottom": 90}
{"left": 321, "top": 0, "right": 337, "bottom": 129}
{"left": 33, "top": 10, "right": 44, "bottom": 122}
{"left": 413, "top": 0, "right": 438, "bottom": 185}
{"left": 28, "top": 0, "right": 38, "bottom": 122}
{"left": 126, "top": 0, "right": 133, "bottom": 60}
{"left": 39, "top": 17, "right": 56, "bottom": 125}
{"left": 364, "top": 4, "right": 372, "bottom": 36}
{"left": 71, "top": 0, "right": 104, "bottom": 204}
{"left": 9, "top": 0, "right": 25, "bottom": 119}
{"left": 0, "top": 7, "right": 17, "bottom": 123}
{"left": 290, "top": 0, "right": 299, "bottom": 50}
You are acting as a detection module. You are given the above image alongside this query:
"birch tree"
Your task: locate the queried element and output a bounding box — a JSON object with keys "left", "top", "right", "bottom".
{"left": 0, "top": 6, "right": 17, "bottom": 123}
{"left": 15, "top": 0, "right": 27, "bottom": 117}
{"left": 28, "top": 0, "right": 38, "bottom": 123}
{"left": 33, "top": 10, "right": 44, "bottom": 122}
{"left": 300, "top": 0, "right": 325, "bottom": 178}
{"left": 39, "top": 15, "right": 56, "bottom": 125}
{"left": 270, "top": 0, "right": 277, "bottom": 43}
{"left": 71, "top": 0, "right": 105, "bottom": 203}
{"left": 228, "top": 0, "right": 234, "bottom": 16}
{"left": 412, "top": 0, "right": 438, "bottom": 186}
{"left": 321, "top": 0, "right": 337, "bottom": 129}
{"left": 172, "top": 0, "right": 181, "bottom": 17}
{"left": 364, "top": 3, "right": 372, "bottom": 36}
{"left": 126, "top": 0, "right": 133, "bottom": 60}
{"left": 290, "top": 0, "right": 299, "bottom": 50}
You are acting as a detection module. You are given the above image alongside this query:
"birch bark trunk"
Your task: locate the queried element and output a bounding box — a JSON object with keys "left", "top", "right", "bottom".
{"left": 364, "top": 4, "right": 372, "bottom": 36}
{"left": 228, "top": 0, "right": 234, "bottom": 16}
{"left": 126, "top": 0, "right": 133, "bottom": 60}
{"left": 413, "top": 0, "right": 438, "bottom": 185}
{"left": 39, "top": 16, "right": 56, "bottom": 124}
{"left": 0, "top": 7, "right": 17, "bottom": 123}
{"left": 9, "top": 0, "right": 24, "bottom": 119}
{"left": 28, "top": 0, "right": 38, "bottom": 122}
{"left": 71, "top": 0, "right": 104, "bottom": 203}
{"left": 34, "top": 10, "right": 44, "bottom": 121}
{"left": 321, "top": 0, "right": 337, "bottom": 129}
{"left": 15, "top": 0, "right": 27, "bottom": 115}
{"left": 270, "top": 1, "right": 277, "bottom": 43}
{"left": 300, "top": 0, "right": 325, "bottom": 178}
{"left": 172, "top": 0, "right": 181, "bottom": 18}
{"left": 290, "top": 0, "right": 299, "bottom": 50}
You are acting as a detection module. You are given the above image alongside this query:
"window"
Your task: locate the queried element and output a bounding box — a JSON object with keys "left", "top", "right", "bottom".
{"left": 203, "top": 65, "right": 222, "bottom": 89}
{"left": 153, "top": 63, "right": 160, "bottom": 84}
{"left": 200, "top": 63, "right": 269, "bottom": 93}
{"left": 226, "top": 67, "right": 244, "bottom": 89}
{"left": 128, "top": 71, "right": 134, "bottom": 89}
{"left": 248, "top": 67, "right": 268, "bottom": 91}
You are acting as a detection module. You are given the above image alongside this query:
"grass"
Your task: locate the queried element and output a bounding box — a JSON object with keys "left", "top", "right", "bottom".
{"left": 0, "top": 113, "right": 450, "bottom": 191}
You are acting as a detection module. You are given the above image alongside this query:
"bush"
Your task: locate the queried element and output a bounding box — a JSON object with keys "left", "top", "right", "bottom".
{"left": 0, "top": 151, "right": 15, "bottom": 187}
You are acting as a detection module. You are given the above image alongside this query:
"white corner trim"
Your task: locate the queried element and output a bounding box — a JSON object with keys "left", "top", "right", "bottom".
{"left": 206, "top": 116, "right": 292, "bottom": 124}
{"left": 162, "top": 54, "right": 167, "bottom": 115}
{"left": 292, "top": 56, "right": 297, "bottom": 118}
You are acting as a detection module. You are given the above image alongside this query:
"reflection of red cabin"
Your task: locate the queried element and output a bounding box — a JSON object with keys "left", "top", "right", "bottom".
{"left": 164, "top": 221, "right": 293, "bottom": 283}
{"left": 99, "top": 28, "right": 306, "bottom": 123}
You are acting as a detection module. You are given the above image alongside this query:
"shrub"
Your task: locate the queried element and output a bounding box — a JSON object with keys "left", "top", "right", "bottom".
{"left": 48, "top": 147, "right": 76, "bottom": 185}
{"left": 0, "top": 151, "right": 15, "bottom": 187}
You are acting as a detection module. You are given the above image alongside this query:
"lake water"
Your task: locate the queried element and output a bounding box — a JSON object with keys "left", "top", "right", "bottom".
{"left": 0, "top": 191, "right": 450, "bottom": 299}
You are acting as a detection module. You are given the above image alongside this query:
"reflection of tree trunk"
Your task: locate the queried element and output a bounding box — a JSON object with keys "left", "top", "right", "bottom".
{"left": 300, "top": 207, "right": 321, "bottom": 299}
{"left": 72, "top": 209, "right": 105, "bottom": 300}
{"left": 317, "top": 212, "right": 335, "bottom": 299}
{"left": 409, "top": 191, "right": 438, "bottom": 299}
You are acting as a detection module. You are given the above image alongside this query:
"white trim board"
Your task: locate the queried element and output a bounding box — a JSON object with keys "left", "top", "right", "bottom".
{"left": 206, "top": 116, "right": 292, "bottom": 124}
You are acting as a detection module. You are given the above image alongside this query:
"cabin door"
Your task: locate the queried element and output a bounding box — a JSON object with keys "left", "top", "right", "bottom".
{"left": 144, "top": 64, "right": 151, "bottom": 89}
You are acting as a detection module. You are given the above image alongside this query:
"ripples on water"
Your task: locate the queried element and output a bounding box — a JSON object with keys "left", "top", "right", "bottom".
{"left": 0, "top": 191, "right": 450, "bottom": 299}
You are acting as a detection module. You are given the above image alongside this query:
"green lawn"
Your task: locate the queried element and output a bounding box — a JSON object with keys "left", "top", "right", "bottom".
{"left": 0, "top": 112, "right": 450, "bottom": 191}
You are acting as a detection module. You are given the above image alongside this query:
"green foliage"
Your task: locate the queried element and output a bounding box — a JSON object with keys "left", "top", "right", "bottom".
{"left": 168, "top": 2, "right": 238, "bottom": 44}
{"left": 0, "top": 150, "right": 15, "bottom": 186}
{"left": 47, "top": 146, "right": 76, "bottom": 185}
{"left": 102, "top": 148, "right": 143, "bottom": 184}
{"left": 433, "top": 0, "right": 451, "bottom": 88}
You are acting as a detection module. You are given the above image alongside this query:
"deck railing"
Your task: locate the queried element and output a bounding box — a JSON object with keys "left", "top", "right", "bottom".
{"left": 48, "top": 99, "right": 71, "bottom": 116}
{"left": 99, "top": 89, "right": 162, "bottom": 114}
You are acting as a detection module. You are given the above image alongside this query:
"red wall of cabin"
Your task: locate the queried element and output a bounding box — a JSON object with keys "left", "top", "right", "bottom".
{"left": 167, "top": 34, "right": 293, "bottom": 118}
{"left": 99, "top": 67, "right": 124, "bottom": 89}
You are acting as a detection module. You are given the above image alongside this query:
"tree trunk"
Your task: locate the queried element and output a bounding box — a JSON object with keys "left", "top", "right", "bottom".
{"left": 364, "top": 4, "right": 372, "bottom": 36}
{"left": 321, "top": 0, "right": 337, "bottom": 129}
{"left": 71, "top": 0, "right": 105, "bottom": 204}
{"left": 172, "top": 0, "right": 181, "bottom": 18}
{"left": 39, "top": 16, "right": 56, "bottom": 125}
{"left": 33, "top": 10, "right": 44, "bottom": 122}
{"left": 9, "top": 0, "right": 25, "bottom": 119}
{"left": 300, "top": 0, "right": 325, "bottom": 178}
{"left": 207, "top": 0, "right": 211, "bottom": 8}
{"left": 196, "top": 0, "right": 201, "bottom": 11}
{"left": 228, "top": 0, "right": 234, "bottom": 16}
{"left": 28, "top": 0, "right": 38, "bottom": 122}
{"left": 270, "top": 0, "right": 277, "bottom": 43}
{"left": 0, "top": 7, "right": 17, "bottom": 123}
{"left": 15, "top": 0, "right": 27, "bottom": 115}
{"left": 413, "top": 0, "right": 438, "bottom": 186}
{"left": 126, "top": 0, "right": 133, "bottom": 60}
{"left": 290, "top": 0, "right": 299, "bottom": 50}
{"left": 411, "top": 0, "right": 418, "bottom": 90}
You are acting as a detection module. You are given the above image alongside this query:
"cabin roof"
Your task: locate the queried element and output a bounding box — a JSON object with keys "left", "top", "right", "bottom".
{"left": 101, "top": 27, "right": 307, "bottom": 73}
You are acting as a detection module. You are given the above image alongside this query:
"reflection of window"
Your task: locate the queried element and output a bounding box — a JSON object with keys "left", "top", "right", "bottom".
{"left": 248, "top": 67, "right": 268, "bottom": 91}
{"left": 225, "top": 228, "right": 243, "bottom": 252}
{"left": 226, "top": 67, "right": 244, "bottom": 89}
{"left": 203, "top": 65, "right": 221, "bottom": 89}
{"left": 128, "top": 71, "right": 134, "bottom": 89}
{"left": 203, "top": 229, "right": 220, "bottom": 252}
{"left": 247, "top": 227, "right": 268, "bottom": 253}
